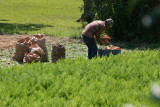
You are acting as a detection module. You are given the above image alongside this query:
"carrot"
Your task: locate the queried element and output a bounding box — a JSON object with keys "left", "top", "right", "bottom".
{"left": 103, "top": 35, "right": 111, "bottom": 39}
{"left": 102, "top": 38, "right": 109, "bottom": 43}
{"left": 104, "top": 46, "right": 108, "bottom": 50}
{"left": 110, "top": 45, "right": 114, "bottom": 49}
{"left": 114, "top": 46, "right": 120, "bottom": 50}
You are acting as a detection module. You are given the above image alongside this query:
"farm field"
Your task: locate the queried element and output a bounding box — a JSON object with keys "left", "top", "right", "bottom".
{"left": 1, "top": 36, "right": 160, "bottom": 106}
{"left": 0, "top": 0, "right": 160, "bottom": 107}
{"left": 0, "top": 35, "right": 88, "bottom": 67}
{"left": 0, "top": 49, "right": 160, "bottom": 106}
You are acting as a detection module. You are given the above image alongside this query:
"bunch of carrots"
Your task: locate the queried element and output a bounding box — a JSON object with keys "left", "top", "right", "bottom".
{"left": 101, "top": 35, "right": 121, "bottom": 50}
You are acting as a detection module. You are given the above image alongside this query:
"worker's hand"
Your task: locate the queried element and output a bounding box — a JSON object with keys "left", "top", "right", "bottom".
{"left": 100, "top": 41, "right": 104, "bottom": 46}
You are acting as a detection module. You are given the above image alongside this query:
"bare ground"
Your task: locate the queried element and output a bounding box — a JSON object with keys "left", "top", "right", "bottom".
{"left": 0, "top": 35, "right": 81, "bottom": 49}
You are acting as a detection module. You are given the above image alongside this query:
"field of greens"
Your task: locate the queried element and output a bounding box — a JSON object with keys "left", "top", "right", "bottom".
{"left": 0, "top": 50, "right": 160, "bottom": 106}
{"left": 0, "top": 0, "right": 160, "bottom": 107}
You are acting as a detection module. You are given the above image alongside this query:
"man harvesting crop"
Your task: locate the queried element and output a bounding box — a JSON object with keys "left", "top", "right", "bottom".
{"left": 82, "top": 19, "right": 114, "bottom": 59}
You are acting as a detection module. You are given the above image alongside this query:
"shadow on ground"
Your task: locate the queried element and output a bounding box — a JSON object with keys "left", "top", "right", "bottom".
{"left": 0, "top": 19, "right": 9, "bottom": 21}
{"left": 0, "top": 20, "right": 53, "bottom": 35}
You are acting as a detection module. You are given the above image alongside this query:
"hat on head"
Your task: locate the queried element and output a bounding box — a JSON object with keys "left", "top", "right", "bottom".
{"left": 105, "top": 19, "right": 114, "bottom": 27}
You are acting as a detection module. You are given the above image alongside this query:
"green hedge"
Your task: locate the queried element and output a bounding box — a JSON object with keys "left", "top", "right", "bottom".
{"left": 80, "top": 0, "right": 160, "bottom": 43}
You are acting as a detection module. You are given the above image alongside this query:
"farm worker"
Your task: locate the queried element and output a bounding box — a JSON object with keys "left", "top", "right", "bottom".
{"left": 82, "top": 19, "right": 114, "bottom": 59}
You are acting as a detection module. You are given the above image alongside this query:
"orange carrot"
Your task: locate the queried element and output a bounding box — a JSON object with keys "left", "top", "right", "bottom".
{"left": 104, "top": 46, "right": 108, "bottom": 50}
{"left": 102, "top": 39, "right": 109, "bottom": 44}
{"left": 114, "top": 46, "right": 120, "bottom": 50}
{"left": 103, "top": 35, "right": 111, "bottom": 39}
{"left": 110, "top": 45, "right": 114, "bottom": 49}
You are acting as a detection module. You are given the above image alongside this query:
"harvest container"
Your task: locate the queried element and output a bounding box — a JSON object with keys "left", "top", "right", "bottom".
{"left": 98, "top": 49, "right": 121, "bottom": 57}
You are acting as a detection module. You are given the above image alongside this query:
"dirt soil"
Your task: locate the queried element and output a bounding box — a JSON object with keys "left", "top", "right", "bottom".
{"left": 0, "top": 35, "right": 79, "bottom": 49}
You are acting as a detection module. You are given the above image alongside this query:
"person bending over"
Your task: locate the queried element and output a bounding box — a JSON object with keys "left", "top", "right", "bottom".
{"left": 82, "top": 19, "right": 114, "bottom": 59}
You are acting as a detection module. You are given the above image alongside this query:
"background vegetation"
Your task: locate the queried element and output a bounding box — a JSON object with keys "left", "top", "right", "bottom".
{"left": 79, "top": 0, "right": 160, "bottom": 43}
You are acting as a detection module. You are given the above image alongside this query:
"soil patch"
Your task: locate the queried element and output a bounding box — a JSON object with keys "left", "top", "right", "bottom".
{"left": 0, "top": 35, "right": 80, "bottom": 49}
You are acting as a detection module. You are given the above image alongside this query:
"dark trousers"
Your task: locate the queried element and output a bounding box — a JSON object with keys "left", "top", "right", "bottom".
{"left": 83, "top": 34, "right": 98, "bottom": 59}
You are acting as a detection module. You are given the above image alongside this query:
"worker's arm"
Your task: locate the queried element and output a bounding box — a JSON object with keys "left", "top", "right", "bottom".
{"left": 96, "top": 29, "right": 104, "bottom": 45}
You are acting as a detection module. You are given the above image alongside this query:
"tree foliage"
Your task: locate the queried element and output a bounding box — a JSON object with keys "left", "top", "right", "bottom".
{"left": 80, "top": 0, "right": 160, "bottom": 43}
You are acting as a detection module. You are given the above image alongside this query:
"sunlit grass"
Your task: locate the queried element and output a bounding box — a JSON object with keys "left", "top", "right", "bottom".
{"left": 0, "top": 0, "right": 83, "bottom": 37}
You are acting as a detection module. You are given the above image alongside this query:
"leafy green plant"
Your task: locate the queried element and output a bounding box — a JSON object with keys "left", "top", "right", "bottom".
{"left": 0, "top": 49, "right": 160, "bottom": 106}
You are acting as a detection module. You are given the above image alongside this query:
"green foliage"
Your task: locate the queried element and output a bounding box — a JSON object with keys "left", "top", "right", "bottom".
{"left": 0, "top": 0, "right": 83, "bottom": 37}
{"left": 81, "top": 0, "right": 160, "bottom": 43}
{"left": 0, "top": 49, "right": 160, "bottom": 106}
